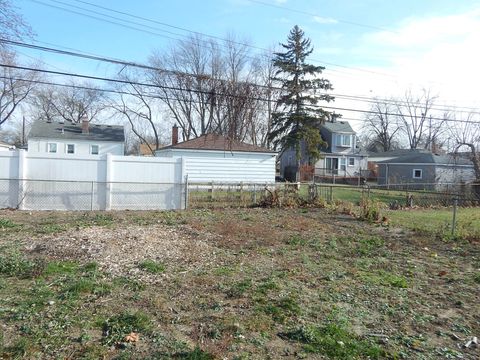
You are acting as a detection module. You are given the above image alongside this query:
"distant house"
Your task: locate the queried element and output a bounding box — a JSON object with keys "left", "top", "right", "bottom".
{"left": 155, "top": 126, "right": 276, "bottom": 183}
{"left": 28, "top": 119, "right": 125, "bottom": 156}
{"left": 376, "top": 151, "right": 475, "bottom": 190}
{"left": 0, "top": 141, "right": 15, "bottom": 151}
{"left": 279, "top": 120, "right": 368, "bottom": 181}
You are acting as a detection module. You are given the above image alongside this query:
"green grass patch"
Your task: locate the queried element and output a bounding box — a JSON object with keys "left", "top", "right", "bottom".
{"left": 226, "top": 279, "right": 252, "bottom": 298}
{"left": 361, "top": 271, "right": 408, "bottom": 288}
{"left": 37, "top": 223, "right": 67, "bottom": 234}
{"left": 0, "top": 252, "right": 38, "bottom": 278}
{"left": 138, "top": 260, "right": 166, "bottom": 274}
{"left": 62, "top": 278, "right": 112, "bottom": 299}
{"left": 0, "top": 218, "right": 19, "bottom": 229}
{"left": 261, "top": 295, "right": 301, "bottom": 323}
{"left": 213, "top": 266, "right": 235, "bottom": 276}
{"left": 286, "top": 235, "right": 308, "bottom": 246}
{"left": 101, "top": 311, "right": 152, "bottom": 346}
{"left": 43, "top": 261, "right": 79, "bottom": 276}
{"left": 357, "top": 236, "right": 385, "bottom": 256}
{"left": 174, "top": 346, "right": 215, "bottom": 359}
{"left": 388, "top": 208, "right": 480, "bottom": 240}
{"left": 282, "top": 323, "right": 385, "bottom": 359}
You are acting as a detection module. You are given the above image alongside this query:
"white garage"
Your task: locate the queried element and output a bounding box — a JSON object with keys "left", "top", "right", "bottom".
{"left": 155, "top": 132, "right": 276, "bottom": 184}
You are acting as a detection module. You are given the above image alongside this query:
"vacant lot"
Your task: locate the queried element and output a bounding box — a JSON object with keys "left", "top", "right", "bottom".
{"left": 0, "top": 208, "right": 479, "bottom": 359}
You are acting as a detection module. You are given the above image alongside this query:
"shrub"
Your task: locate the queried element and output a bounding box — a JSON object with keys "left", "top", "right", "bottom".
{"left": 360, "top": 200, "right": 381, "bottom": 223}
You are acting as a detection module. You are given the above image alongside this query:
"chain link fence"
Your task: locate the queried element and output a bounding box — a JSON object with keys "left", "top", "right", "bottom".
{"left": 0, "top": 179, "right": 185, "bottom": 210}
{"left": 187, "top": 181, "right": 480, "bottom": 209}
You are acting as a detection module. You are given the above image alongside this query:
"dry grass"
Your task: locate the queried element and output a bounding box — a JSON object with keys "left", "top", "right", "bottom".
{"left": 0, "top": 208, "right": 479, "bottom": 359}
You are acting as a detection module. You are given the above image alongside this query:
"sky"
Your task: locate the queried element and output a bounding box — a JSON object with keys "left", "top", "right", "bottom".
{"left": 11, "top": 0, "right": 480, "bottom": 130}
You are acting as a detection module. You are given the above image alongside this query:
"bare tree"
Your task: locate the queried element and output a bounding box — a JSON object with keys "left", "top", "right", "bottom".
{"left": 110, "top": 69, "right": 164, "bottom": 155}
{"left": 149, "top": 34, "right": 269, "bottom": 144}
{"left": 49, "top": 81, "right": 106, "bottom": 123}
{"left": 28, "top": 84, "right": 59, "bottom": 123}
{"left": 149, "top": 34, "right": 222, "bottom": 140}
{"left": 0, "top": 0, "right": 34, "bottom": 43}
{"left": 362, "top": 99, "right": 400, "bottom": 152}
{"left": 450, "top": 112, "right": 480, "bottom": 181}
{"left": 396, "top": 89, "right": 437, "bottom": 149}
{"left": 0, "top": 50, "right": 37, "bottom": 127}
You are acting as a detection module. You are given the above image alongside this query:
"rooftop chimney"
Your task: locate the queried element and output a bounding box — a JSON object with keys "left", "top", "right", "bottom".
{"left": 81, "top": 116, "right": 89, "bottom": 134}
{"left": 172, "top": 125, "right": 178, "bottom": 145}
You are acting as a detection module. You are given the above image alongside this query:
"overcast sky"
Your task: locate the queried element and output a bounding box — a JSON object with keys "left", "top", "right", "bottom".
{"left": 15, "top": 0, "right": 480, "bottom": 129}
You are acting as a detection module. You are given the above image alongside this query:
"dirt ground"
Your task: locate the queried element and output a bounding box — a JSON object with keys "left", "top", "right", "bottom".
{"left": 0, "top": 208, "right": 479, "bottom": 359}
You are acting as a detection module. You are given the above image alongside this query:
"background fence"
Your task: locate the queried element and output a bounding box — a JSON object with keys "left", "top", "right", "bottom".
{"left": 187, "top": 181, "right": 480, "bottom": 209}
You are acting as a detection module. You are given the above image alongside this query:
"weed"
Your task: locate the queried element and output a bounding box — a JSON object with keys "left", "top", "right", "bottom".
{"left": 227, "top": 279, "right": 252, "bottom": 298}
{"left": 286, "top": 235, "right": 307, "bottom": 246}
{"left": 360, "top": 200, "right": 381, "bottom": 223}
{"left": 37, "top": 223, "right": 67, "bottom": 234}
{"left": 62, "top": 278, "right": 112, "bottom": 299}
{"left": 91, "top": 213, "right": 114, "bottom": 226}
{"left": 101, "top": 311, "right": 152, "bottom": 345}
{"left": 0, "top": 218, "right": 19, "bottom": 229}
{"left": 362, "top": 271, "right": 408, "bottom": 288}
{"left": 282, "top": 323, "right": 385, "bottom": 359}
{"left": 139, "top": 260, "right": 166, "bottom": 274}
{"left": 213, "top": 266, "right": 235, "bottom": 276}
{"left": 473, "top": 272, "right": 480, "bottom": 284}
{"left": 174, "top": 345, "right": 214, "bottom": 359}
{"left": 2, "top": 337, "right": 32, "bottom": 358}
{"left": 262, "top": 295, "right": 301, "bottom": 323}
{"left": 255, "top": 278, "right": 279, "bottom": 295}
{"left": 113, "top": 277, "right": 146, "bottom": 291}
{"left": 0, "top": 253, "right": 39, "bottom": 278}
{"left": 357, "top": 236, "right": 385, "bottom": 256}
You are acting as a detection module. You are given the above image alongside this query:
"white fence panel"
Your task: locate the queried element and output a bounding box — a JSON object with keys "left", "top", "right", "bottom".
{"left": 0, "top": 151, "right": 184, "bottom": 210}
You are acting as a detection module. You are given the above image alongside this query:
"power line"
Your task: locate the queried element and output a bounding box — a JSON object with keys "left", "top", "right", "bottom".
{"left": 3, "top": 63, "right": 480, "bottom": 125}
{"left": 247, "top": 0, "right": 396, "bottom": 34}
{"left": 6, "top": 38, "right": 480, "bottom": 114}
{"left": 24, "top": 0, "right": 410, "bottom": 81}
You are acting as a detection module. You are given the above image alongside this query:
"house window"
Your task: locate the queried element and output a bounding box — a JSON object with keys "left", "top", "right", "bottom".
{"left": 340, "top": 158, "right": 347, "bottom": 171}
{"left": 47, "top": 143, "right": 57, "bottom": 153}
{"left": 90, "top": 144, "right": 99, "bottom": 155}
{"left": 66, "top": 144, "right": 75, "bottom": 154}
{"left": 348, "top": 157, "right": 355, "bottom": 166}
{"left": 325, "top": 157, "right": 339, "bottom": 175}
{"left": 336, "top": 134, "right": 351, "bottom": 147}
{"left": 413, "top": 169, "right": 422, "bottom": 179}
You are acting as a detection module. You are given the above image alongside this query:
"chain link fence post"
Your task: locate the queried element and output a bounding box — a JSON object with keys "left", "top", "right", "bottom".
{"left": 90, "top": 181, "right": 94, "bottom": 211}
{"left": 184, "top": 175, "right": 189, "bottom": 210}
{"left": 452, "top": 197, "right": 458, "bottom": 237}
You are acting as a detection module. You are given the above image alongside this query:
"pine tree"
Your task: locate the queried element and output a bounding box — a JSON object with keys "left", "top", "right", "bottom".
{"left": 269, "top": 25, "right": 334, "bottom": 178}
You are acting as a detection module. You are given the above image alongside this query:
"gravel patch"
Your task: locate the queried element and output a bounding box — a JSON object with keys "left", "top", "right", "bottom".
{"left": 25, "top": 224, "right": 218, "bottom": 281}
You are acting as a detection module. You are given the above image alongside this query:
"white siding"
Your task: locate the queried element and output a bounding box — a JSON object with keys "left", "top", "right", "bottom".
{"left": 156, "top": 148, "right": 276, "bottom": 183}
{"left": 28, "top": 138, "right": 124, "bottom": 156}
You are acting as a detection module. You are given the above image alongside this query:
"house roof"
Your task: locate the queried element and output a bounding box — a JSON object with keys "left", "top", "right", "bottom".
{"left": 29, "top": 121, "right": 125, "bottom": 142}
{"left": 322, "top": 121, "right": 355, "bottom": 134}
{"left": 377, "top": 152, "right": 473, "bottom": 166}
{"left": 368, "top": 149, "right": 430, "bottom": 158}
{"left": 0, "top": 141, "right": 14, "bottom": 147}
{"left": 160, "top": 133, "right": 275, "bottom": 153}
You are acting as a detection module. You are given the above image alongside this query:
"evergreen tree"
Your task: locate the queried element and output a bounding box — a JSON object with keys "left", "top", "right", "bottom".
{"left": 269, "top": 25, "right": 334, "bottom": 177}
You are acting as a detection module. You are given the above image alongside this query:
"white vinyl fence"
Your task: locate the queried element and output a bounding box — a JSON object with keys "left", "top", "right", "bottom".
{"left": 0, "top": 151, "right": 185, "bottom": 210}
